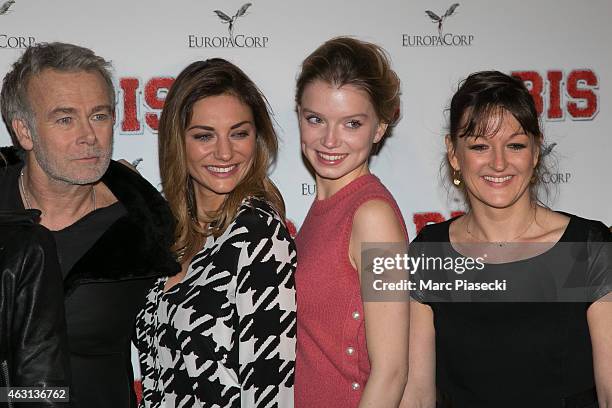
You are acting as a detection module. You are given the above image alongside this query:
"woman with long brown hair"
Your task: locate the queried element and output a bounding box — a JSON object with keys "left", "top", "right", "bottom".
{"left": 135, "top": 58, "right": 296, "bottom": 407}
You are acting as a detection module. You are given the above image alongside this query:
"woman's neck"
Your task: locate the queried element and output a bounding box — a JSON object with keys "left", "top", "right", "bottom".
{"left": 465, "top": 196, "right": 538, "bottom": 243}
{"left": 315, "top": 164, "right": 370, "bottom": 200}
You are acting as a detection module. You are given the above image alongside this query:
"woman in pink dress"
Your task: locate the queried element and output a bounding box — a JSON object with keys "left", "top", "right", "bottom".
{"left": 294, "top": 37, "right": 410, "bottom": 407}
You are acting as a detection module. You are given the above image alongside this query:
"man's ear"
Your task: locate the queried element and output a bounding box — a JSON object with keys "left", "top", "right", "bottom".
{"left": 445, "top": 134, "right": 459, "bottom": 171}
{"left": 12, "top": 119, "right": 34, "bottom": 151}
{"left": 374, "top": 122, "right": 388, "bottom": 144}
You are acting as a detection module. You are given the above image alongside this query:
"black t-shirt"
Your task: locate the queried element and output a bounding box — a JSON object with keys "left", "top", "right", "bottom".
{"left": 409, "top": 214, "right": 611, "bottom": 407}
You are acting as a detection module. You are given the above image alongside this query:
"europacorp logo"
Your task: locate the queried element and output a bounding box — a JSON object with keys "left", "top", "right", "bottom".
{"left": 188, "top": 2, "right": 269, "bottom": 48}
{"left": 539, "top": 142, "right": 572, "bottom": 184}
{"left": 402, "top": 3, "right": 474, "bottom": 47}
{"left": 0, "top": 1, "right": 37, "bottom": 49}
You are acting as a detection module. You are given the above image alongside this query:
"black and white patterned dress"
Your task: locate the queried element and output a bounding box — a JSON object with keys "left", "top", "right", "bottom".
{"left": 135, "top": 198, "right": 297, "bottom": 408}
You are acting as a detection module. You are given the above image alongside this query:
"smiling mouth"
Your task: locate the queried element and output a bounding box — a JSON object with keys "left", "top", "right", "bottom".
{"left": 206, "top": 165, "right": 237, "bottom": 173}
{"left": 316, "top": 151, "right": 348, "bottom": 163}
{"left": 483, "top": 175, "right": 513, "bottom": 183}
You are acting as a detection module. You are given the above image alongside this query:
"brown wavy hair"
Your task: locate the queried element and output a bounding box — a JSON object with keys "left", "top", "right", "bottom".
{"left": 158, "top": 58, "right": 285, "bottom": 261}
{"left": 295, "top": 36, "right": 401, "bottom": 133}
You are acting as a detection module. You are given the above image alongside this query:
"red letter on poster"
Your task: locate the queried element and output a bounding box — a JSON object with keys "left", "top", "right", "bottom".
{"left": 512, "top": 71, "right": 544, "bottom": 116}
{"left": 120, "top": 78, "right": 140, "bottom": 132}
{"left": 566, "top": 69, "right": 598, "bottom": 119}
{"left": 546, "top": 71, "right": 563, "bottom": 120}
{"left": 144, "top": 77, "right": 175, "bottom": 131}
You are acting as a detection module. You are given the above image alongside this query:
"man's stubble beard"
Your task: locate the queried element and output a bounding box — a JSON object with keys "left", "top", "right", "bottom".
{"left": 30, "top": 127, "right": 113, "bottom": 185}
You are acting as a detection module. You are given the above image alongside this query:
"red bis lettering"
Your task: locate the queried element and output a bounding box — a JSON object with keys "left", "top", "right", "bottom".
{"left": 511, "top": 70, "right": 598, "bottom": 120}
{"left": 116, "top": 70, "right": 599, "bottom": 131}
{"left": 119, "top": 77, "right": 175, "bottom": 132}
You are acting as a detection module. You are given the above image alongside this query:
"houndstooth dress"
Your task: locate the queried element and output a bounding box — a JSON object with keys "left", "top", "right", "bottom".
{"left": 135, "top": 198, "right": 297, "bottom": 408}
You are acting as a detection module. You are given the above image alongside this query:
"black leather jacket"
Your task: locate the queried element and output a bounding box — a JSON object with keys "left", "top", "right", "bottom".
{"left": 0, "top": 209, "right": 71, "bottom": 407}
{"left": 1, "top": 146, "right": 180, "bottom": 408}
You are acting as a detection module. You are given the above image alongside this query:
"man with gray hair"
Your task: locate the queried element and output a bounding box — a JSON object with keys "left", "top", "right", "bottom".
{"left": 0, "top": 42, "right": 179, "bottom": 408}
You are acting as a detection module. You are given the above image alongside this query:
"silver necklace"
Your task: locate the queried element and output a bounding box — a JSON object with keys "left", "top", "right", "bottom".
{"left": 19, "top": 168, "right": 96, "bottom": 211}
{"left": 466, "top": 208, "right": 536, "bottom": 247}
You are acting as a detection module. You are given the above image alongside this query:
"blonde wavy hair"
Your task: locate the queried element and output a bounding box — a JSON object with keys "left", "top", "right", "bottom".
{"left": 158, "top": 59, "right": 285, "bottom": 262}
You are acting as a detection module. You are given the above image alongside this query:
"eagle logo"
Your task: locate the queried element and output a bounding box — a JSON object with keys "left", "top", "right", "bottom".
{"left": 0, "top": 0, "right": 16, "bottom": 16}
{"left": 213, "top": 3, "right": 252, "bottom": 43}
{"left": 425, "top": 3, "right": 459, "bottom": 37}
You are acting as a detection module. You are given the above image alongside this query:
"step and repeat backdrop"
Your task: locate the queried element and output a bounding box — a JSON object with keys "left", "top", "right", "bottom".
{"left": 1, "top": 0, "right": 610, "bottom": 388}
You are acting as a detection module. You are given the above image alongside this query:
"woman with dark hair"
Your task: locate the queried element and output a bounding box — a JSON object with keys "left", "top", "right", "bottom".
{"left": 135, "top": 59, "right": 296, "bottom": 407}
{"left": 402, "top": 71, "right": 611, "bottom": 407}
{"left": 294, "top": 37, "right": 409, "bottom": 407}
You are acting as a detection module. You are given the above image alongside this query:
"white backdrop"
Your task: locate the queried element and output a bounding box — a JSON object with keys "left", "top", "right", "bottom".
{"left": 1, "top": 0, "right": 610, "bottom": 388}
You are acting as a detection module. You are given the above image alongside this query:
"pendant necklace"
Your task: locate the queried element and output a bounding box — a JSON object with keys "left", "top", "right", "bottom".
{"left": 466, "top": 208, "right": 536, "bottom": 247}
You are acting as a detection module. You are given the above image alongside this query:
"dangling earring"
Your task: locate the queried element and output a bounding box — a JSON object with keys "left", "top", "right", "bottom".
{"left": 453, "top": 169, "right": 462, "bottom": 186}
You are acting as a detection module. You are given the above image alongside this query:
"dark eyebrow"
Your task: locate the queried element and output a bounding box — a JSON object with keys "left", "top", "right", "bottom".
{"left": 186, "top": 125, "right": 215, "bottom": 132}
{"left": 230, "top": 120, "right": 251, "bottom": 130}
{"left": 509, "top": 131, "right": 528, "bottom": 138}
{"left": 186, "top": 121, "right": 252, "bottom": 132}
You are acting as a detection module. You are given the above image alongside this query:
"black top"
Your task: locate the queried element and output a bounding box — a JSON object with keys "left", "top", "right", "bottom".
{"left": 410, "top": 214, "right": 611, "bottom": 408}
{"left": 52, "top": 203, "right": 126, "bottom": 277}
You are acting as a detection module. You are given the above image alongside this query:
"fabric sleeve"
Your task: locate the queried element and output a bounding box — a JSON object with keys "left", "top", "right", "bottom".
{"left": 12, "top": 226, "right": 72, "bottom": 406}
{"left": 233, "top": 206, "right": 297, "bottom": 407}
{"left": 586, "top": 222, "right": 612, "bottom": 302}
